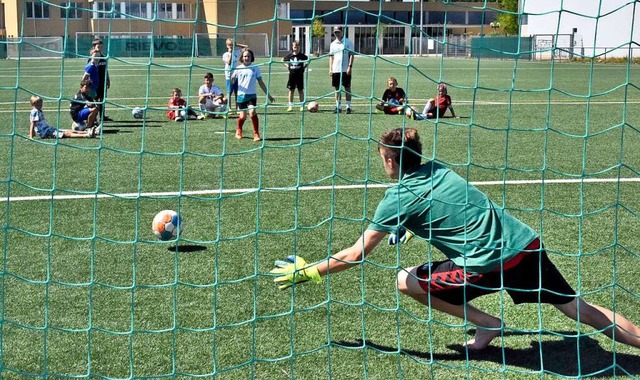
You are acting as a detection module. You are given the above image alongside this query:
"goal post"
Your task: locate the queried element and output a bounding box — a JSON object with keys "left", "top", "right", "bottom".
{"left": 6, "top": 37, "right": 64, "bottom": 59}
{"left": 532, "top": 34, "right": 575, "bottom": 61}
{"left": 195, "top": 33, "right": 269, "bottom": 57}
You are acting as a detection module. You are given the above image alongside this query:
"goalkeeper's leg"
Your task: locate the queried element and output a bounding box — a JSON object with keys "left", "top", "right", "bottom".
{"left": 397, "top": 266, "right": 503, "bottom": 350}
{"left": 555, "top": 299, "right": 640, "bottom": 349}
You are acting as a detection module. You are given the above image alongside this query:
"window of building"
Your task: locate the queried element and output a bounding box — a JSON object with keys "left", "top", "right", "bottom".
{"left": 468, "top": 10, "right": 497, "bottom": 25}
{"left": 155, "top": 3, "right": 172, "bottom": 19}
{"left": 345, "top": 10, "right": 365, "bottom": 24}
{"left": 94, "top": 2, "right": 114, "bottom": 19}
{"left": 26, "top": 1, "right": 50, "bottom": 19}
{"left": 60, "top": 2, "right": 82, "bottom": 19}
{"left": 322, "top": 11, "right": 342, "bottom": 25}
{"left": 125, "top": 2, "right": 147, "bottom": 18}
{"left": 176, "top": 4, "right": 186, "bottom": 19}
{"left": 447, "top": 11, "right": 466, "bottom": 24}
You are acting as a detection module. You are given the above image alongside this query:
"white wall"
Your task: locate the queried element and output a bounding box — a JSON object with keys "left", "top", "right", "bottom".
{"left": 521, "top": 0, "right": 640, "bottom": 57}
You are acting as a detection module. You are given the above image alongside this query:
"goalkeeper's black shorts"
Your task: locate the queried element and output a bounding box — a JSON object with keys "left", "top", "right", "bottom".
{"left": 415, "top": 238, "right": 577, "bottom": 306}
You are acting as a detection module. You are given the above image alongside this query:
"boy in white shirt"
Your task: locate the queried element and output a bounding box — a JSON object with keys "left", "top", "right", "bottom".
{"left": 329, "top": 26, "right": 354, "bottom": 114}
{"left": 198, "top": 72, "right": 228, "bottom": 118}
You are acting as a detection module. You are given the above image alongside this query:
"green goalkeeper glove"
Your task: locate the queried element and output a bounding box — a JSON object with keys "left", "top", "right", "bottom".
{"left": 387, "top": 227, "right": 414, "bottom": 245}
{"left": 270, "top": 255, "right": 322, "bottom": 290}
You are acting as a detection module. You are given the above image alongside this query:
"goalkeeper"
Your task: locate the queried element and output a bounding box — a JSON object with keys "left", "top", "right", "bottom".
{"left": 272, "top": 127, "right": 640, "bottom": 351}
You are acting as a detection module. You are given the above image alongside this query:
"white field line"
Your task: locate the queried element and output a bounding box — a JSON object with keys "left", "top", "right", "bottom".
{"left": 2, "top": 177, "right": 639, "bottom": 203}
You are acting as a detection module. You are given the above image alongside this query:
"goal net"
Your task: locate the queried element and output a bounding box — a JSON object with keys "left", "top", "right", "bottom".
{"left": 2, "top": 0, "right": 640, "bottom": 379}
{"left": 6, "top": 36, "right": 63, "bottom": 59}
{"left": 532, "top": 34, "right": 575, "bottom": 61}
{"left": 195, "top": 33, "right": 270, "bottom": 57}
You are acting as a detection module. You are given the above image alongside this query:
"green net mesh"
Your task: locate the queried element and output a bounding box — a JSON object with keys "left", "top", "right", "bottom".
{"left": 1, "top": 0, "right": 639, "bottom": 378}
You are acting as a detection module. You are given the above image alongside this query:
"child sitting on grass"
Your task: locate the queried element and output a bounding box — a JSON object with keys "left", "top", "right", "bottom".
{"left": 167, "top": 88, "right": 204, "bottom": 122}
{"left": 30, "top": 95, "right": 95, "bottom": 139}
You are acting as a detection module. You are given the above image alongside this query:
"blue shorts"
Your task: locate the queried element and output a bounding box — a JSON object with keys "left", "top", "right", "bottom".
{"left": 77, "top": 108, "right": 92, "bottom": 123}
{"left": 226, "top": 79, "right": 238, "bottom": 95}
{"left": 37, "top": 124, "right": 63, "bottom": 139}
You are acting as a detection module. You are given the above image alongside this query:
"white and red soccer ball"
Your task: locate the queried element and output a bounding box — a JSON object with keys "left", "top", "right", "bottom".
{"left": 307, "top": 101, "right": 319, "bottom": 112}
{"left": 152, "top": 210, "right": 183, "bottom": 241}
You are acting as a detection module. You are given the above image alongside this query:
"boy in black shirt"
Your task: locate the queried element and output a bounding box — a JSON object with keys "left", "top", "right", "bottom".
{"left": 376, "top": 77, "right": 406, "bottom": 115}
{"left": 282, "top": 40, "right": 309, "bottom": 112}
{"left": 69, "top": 79, "right": 101, "bottom": 137}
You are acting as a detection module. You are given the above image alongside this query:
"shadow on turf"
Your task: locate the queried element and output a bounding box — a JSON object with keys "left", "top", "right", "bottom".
{"left": 262, "top": 136, "right": 323, "bottom": 142}
{"left": 167, "top": 244, "right": 207, "bottom": 253}
{"left": 334, "top": 335, "right": 640, "bottom": 377}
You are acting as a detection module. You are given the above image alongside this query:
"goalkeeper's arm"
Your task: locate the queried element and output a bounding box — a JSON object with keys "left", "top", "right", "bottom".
{"left": 271, "top": 229, "right": 387, "bottom": 289}
{"left": 315, "top": 229, "right": 387, "bottom": 277}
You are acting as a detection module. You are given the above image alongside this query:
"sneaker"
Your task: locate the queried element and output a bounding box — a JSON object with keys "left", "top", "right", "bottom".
{"left": 299, "top": 106, "right": 304, "bottom": 112}
{"left": 235, "top": 130, "right": 243, "bottom": 140}
{"left": 102, "top": 116, "right": 114, "bottom": 122}
{"left": 333, "top": 108, "right": 341, "bottom": 114}
{"left": 196, "top": 114, "right": 205, "bottom": 120}
{"left": 253, "top": 133, "right": 261, "bottom": 142}
{"left": 89, "top": 124, "right": 101, "bottom": 138}
{"left": 346, "top": 108, "right": 352, "bottom": 114}
{"left": 175, "top": 116, "right": 184, "bottom": 122}
{"left": 287, "top": 106, "right": 293, "bottom": 112}
{"left": 405, "top": 109, "right": 415, "bottom": 120}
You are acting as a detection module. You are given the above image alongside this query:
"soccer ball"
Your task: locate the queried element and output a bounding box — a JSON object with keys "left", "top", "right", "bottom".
{"left": 152, "top": 210, "right": 183, "bottom": 241}
{"left": 132, "top": 107, "right": 144, "bottom": 119}
{"left": 307, "top": 101, "right": 319, "bottom": 112}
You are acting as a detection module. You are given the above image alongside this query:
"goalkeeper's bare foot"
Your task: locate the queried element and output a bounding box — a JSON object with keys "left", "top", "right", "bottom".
{"left": 465, "top": 323, "right": 503, "bottom": 350}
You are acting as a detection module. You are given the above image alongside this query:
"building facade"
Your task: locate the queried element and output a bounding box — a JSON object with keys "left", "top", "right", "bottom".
{"left": 1, "top": 1, "right": 500, "bottom": 57}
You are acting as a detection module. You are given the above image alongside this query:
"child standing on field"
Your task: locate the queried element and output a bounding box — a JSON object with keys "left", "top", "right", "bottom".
{"left": 89, "top": 39, "right": 112, "bottom": 121}
{"left": 282, "top": 40, "right": 308, "bottom": 112}
{"left": 223, "top": 37, "right": 248, "bottom": 112}
{"left": 376, "top": 77, "right": 406, "bottom": 115}
{"left": 167, "top": 88, "right": 204, "bottom": 122}
{"left": 198, "top": 72, "right": 228, "bottom": 118}
{"left": 231, "top": 48, "right": 275, "bottom": 141}
{"left": 30, "top": 95, "right": 94, "bottom": 139}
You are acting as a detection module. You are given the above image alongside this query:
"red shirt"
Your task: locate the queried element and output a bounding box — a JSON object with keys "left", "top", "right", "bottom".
{"left": 167, "top": 98, "right": 186, "bottom": 119}
{"left": 436, "top": 94, "right": 452, "bottom": 110}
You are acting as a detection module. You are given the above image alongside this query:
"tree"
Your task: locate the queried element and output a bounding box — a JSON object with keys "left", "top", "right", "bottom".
{"left": 496, "top": 0, "right": 519, "bottom": 35}
{"left": 312, "top": 18, "right": 325, "bottom": 56}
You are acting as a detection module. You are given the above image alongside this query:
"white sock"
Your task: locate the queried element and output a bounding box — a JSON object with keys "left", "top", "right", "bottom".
{"left": 423, "top": 102, "right": 433, "bottom": 115}
{"left": 346, "top": 101, "right": 351, "bottom": 108}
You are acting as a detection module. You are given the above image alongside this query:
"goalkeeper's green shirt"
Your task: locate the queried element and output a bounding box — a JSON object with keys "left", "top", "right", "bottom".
{"left": 368, "top": 161, "right": 538, "bottom": 274}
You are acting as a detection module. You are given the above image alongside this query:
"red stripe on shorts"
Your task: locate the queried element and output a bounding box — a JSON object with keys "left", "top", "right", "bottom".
{"left": 424, "top": 238, "right": 541, "bottom": 293}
